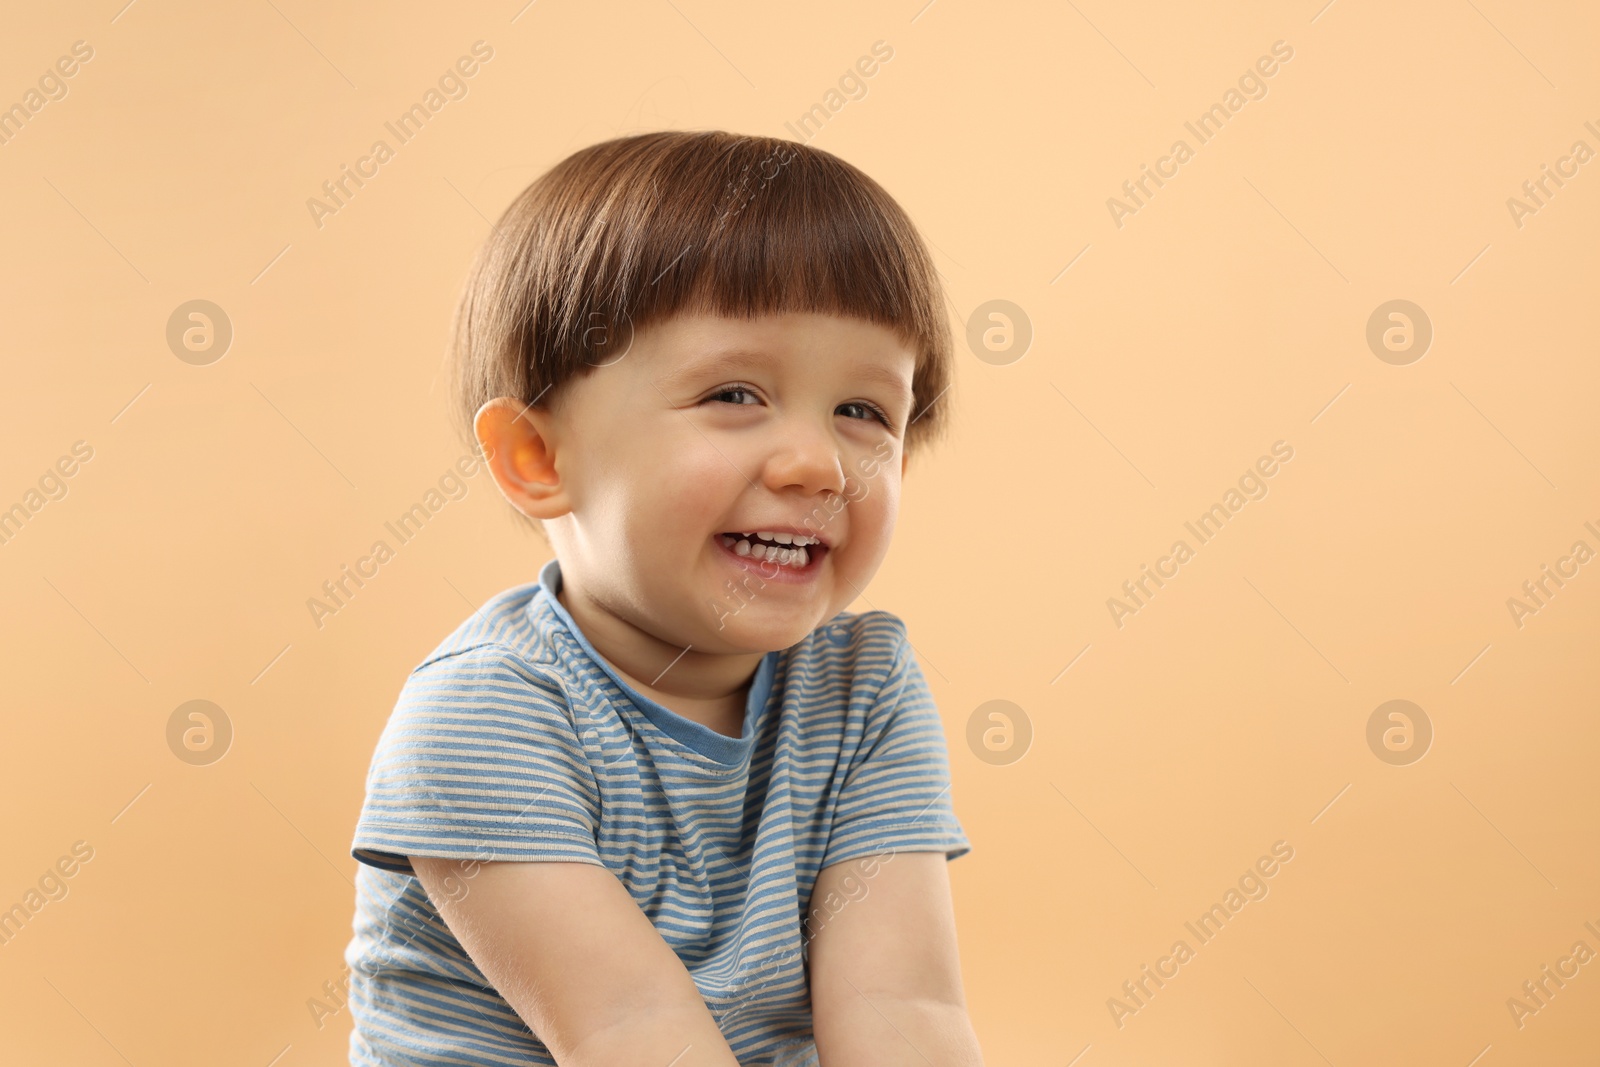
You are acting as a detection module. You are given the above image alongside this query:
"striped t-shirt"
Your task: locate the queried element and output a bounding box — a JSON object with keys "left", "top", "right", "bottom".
{"left": 345, "top": 556, "right": 971, "bottom": 1066}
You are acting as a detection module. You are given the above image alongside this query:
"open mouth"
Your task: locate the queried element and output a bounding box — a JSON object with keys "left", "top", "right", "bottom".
{"left": 714, "top": 530, "right": 826, "bottom": 571}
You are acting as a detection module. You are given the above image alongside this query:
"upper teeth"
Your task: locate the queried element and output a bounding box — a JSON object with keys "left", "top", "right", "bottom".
{"left": 719, "top": 531, "right": 819, "bottom": 567}
{"left": 748, "top": 531, "right": 819, "bottom": 546}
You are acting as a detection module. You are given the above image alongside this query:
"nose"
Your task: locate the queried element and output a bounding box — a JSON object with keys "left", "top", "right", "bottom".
{"left": 761, "top": 414, "right": 846, "bottom": 498}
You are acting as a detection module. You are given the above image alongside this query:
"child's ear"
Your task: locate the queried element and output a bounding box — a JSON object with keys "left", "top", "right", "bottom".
{"left": 474, "top": 397, "right": 570, "bottom": 519}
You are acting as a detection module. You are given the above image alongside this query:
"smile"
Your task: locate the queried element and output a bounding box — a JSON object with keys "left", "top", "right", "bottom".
{"left": 713, "top": 530, "right": 827, "bottom": 579}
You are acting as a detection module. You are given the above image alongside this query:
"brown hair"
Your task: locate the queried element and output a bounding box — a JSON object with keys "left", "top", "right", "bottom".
{"left": 446, "top": 130, "right": 954, "bottom": 459}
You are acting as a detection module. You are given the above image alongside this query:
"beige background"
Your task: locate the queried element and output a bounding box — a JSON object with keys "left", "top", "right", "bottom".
{"left": 2, "top": 0, "right": 1597, "bottom": 1063}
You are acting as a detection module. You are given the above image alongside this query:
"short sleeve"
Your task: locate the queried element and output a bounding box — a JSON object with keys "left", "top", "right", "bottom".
{"left": 821, "top": 623, "right": 972, "bottom": 869}
{"left": 351, "top": 644, "right": 605, "bottom": 875}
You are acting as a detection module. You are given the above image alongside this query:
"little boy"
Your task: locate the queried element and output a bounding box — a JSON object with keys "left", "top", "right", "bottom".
{"left": 346, "top": 130, "right": 980, "bottom": 1066}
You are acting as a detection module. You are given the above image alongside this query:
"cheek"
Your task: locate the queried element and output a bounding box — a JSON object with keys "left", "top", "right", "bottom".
{"left": 629, "top": 437, "right": 744, "bottom": 540}
{"left": 846, "top": 466, "right": 901, "bottom": 543}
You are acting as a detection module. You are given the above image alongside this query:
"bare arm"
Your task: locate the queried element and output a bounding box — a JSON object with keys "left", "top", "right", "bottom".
{"left": 807, "top": 851, "right": 984, "bottom": 1066}
{"left": 411, "top": 855, "right": 741, "bottom": 1066}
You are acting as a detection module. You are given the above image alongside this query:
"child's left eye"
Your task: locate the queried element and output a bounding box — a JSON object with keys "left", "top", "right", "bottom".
{"left": 837, "top": 401, "right": 890, "bottom": 427}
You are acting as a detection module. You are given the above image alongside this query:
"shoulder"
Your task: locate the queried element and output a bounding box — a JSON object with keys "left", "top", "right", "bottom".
{"left": 367, "top": 636, "right": 598, "bottom": 802}
{"left": 807, "top": 607, "right": 910, "bottom": 658}
{"left": 412, "top": 579, "right": 561, "bottom": 676}
{"left": 383, "top": 585, "right": 583, "bottom": 738}
{"left": 787, "top": 609, "right": 923, "bottom": 714}
{"left": 397, "top": 578, "right": 591, "bottom": 703}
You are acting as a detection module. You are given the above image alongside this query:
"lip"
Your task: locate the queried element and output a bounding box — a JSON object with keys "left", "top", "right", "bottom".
{"left": 711, "top": 532, "right": 827, "bottom": 584}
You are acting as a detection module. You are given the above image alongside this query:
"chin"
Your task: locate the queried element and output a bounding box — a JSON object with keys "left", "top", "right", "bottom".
{"left": 710, "top": 612, "right": 820, "bottom": 653}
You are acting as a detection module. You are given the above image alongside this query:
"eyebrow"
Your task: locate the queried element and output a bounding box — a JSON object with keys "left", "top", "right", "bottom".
{"left": 660, "top": 347, "right": 914, "bottom": 407}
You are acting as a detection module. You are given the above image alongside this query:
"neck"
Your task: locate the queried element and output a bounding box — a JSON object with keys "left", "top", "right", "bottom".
{"left": 556, "top": 580, "right": 762, "bottom": 735}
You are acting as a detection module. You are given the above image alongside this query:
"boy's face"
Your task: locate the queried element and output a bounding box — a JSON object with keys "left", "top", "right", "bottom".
{"left": 504, "top": 311, "right": 918, "bottom": 654}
